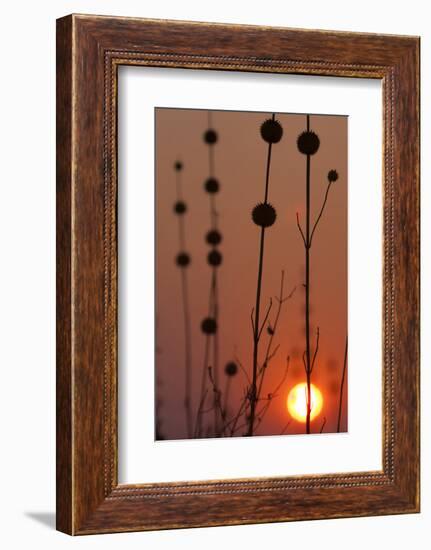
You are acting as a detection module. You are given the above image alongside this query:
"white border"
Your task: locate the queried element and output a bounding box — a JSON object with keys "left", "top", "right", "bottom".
{"left": 118, "top": 67, "right": 382, "bottom": 484}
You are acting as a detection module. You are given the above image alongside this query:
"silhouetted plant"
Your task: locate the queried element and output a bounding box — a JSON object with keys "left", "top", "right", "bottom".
{"left": 337, "top": 336, "right": 348, "bottom": 432}
{"left": 208, "top": 249, "right": 222, "bottom": 266}
{"left": 225, "top": 361, "right": 238, "bottom": 377}
{"left": 176, "top": 252, "right": 190, "bottom": 267}
{"left": 217, "top": 361, "right": 238, "bottom": 433}
{"left": 247, "top": 271, "right": 295, "bottom": 436}
{"left": 201, "top": 317, "right": 217, "bottom": 334}
{"left": 319, "top": 416, "right": 327, "bottom": 433}
{"left": 172, "top": 160, "right": 193, "bottom": 438}
{"left": 206, "top": 229, "right": 222, "bottom": 246}
{"left": 252, "top": 356, "right": 290, "bottom": 435}
{"left": 255, "top": 271, "right": 296, "bottom": 412}
{"left": 246, "top": 114, "right": 283, "bottom": 437}
{"left": 155, "top": 316, "right": 165, "bottom": 440}
{"left": 228, "top": 354, "right": 290, "bottom": 437}
{"left": 295, "top": 114, "right": 339, "bottom": 434}
{"left": 196, "top": 111, "right": 223, "bottom": 437}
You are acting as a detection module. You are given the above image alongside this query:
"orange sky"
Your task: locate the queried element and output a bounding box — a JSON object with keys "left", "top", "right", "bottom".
{"left": 155, "top": 108, "right": 347, "bottom": 440}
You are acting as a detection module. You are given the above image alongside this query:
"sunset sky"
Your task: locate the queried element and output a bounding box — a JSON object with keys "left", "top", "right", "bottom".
{"left": 155, "top": 108, "right": 347, "bottom": 440}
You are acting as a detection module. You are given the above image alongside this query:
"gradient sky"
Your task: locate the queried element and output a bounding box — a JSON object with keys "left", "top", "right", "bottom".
{"left": 155, "top": 108, "right": 347, "bottom": 440}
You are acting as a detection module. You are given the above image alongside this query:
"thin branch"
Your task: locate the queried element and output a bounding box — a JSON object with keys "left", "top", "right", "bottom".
{"left": 250, "top": 307, "right": 255, "bottom": 335}
{"left": 302, "top": 350, "right": 307, "bottom": 371}
{"left": 319, "top": 416, "right": 327, "bottom": 433}
{"left": 265, "top": 344, "right": 280, "bottom": 365}
{"left": 200, "top": 404, "right": 216, "bottom": 414}
{"left": 219, "top": 397, "right": 244, "bottom": 433}
{"left": 208, "top": 367, "right": 225, "bottom": 436}
{"left": 258, "top": 298, "right": 273, "bottom": 340}
{"left": 252, "top": 403, "right": 274, "bottom": 434}
{"left": 193, "top": 389, "right": 209, "bottom": 438}
{"left": 233, "top": 397, "right": 273, "bottom": 435}
{"left": 281, "top": 420, "right": 291, "bottom": 435}
{"left": 234, "top": 355, "right": 252, "bottom": 385}
{"left": 228, "top": 391, "right": 249, "bottom": 436}
{"left": 254, "top": 357, "right": 290, "bottom": 432}
{"left": 310, "top": 327, "right": 320, "bottom": 373}
{"left": 256, "top": 344, "right": 280, "bottom": 387}
{"left": 284, "top": 285, "right": 297, "bottom": 302}
{"left": 256, "top": 272, "right": 289, "bottom": 399}
{"left": 195, "top": 333, "right": 211, "bottom": 437}
{"left": 296, "top": 212, "right": 306, "bottom": 246}
{"left": 272, "top": 356, "right": 290, "bottom": 395}
{"left": 337, "top": 336, "right": 348, "bottom": 432}
{"left": 310, "top": 181, "right": 333, "bottom": 246}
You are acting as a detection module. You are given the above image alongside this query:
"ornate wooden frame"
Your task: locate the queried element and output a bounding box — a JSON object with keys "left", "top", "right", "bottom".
{"left": 56, "top": 14, "right": 420, "bottom": 534}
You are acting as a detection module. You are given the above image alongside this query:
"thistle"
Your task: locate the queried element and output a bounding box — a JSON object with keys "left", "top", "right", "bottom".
{"left": 247, "top": 113, "right": 283, "bottom": 437}
{"left": 196, "top": 111, "right": 223, "bottom": 437}
{"left": 295, "top": 114, "right": 339, "bottom": 434}
{"left": 172, "top": 160, "right": 193, "bottom": 438}
{"left": 220, "top": 361, "right": 238, "bottom": 431}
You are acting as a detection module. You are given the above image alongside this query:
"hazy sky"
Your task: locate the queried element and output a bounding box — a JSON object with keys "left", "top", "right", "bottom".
{"left": 155, "top": 108, "right": 347, "bottom": 440}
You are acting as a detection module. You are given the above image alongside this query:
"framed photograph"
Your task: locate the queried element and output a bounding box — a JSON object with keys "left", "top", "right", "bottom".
{"left": 56, "top": 14, "right": 420, "bottom": 534}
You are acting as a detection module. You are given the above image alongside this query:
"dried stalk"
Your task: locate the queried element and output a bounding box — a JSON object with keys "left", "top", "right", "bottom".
{"left": 337, "top": 336, "right": 348, "bottom": 432}
{"left": 247, "top": 113, "right": 282, "bottom": 436}
{"left": 296, "top": 114, "right": 339, "bottom": 434}
{"left": 173, "top": 161, "right": 193, "bottom": 438}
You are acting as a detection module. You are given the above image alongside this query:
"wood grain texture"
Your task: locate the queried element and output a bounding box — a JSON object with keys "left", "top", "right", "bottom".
{"left": 56, "top": 14, "right": 420, "bottom": 535}
{"left": 56, "top": 16, "right": 73, "bottom": 535}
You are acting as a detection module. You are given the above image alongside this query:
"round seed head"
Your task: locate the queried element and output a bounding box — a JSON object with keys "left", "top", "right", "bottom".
{"left": 204, "top": 177, "right": 220, "bottom": 194}
{"left": 174, "top": 161, "right": 183, "bottom": 171}
{"left": 206, "top": 229, "right": 222, "bottom": 246}
{"left": 201, "top": 317, "right": 217, "bottom": 334}
{"left": 252, "top": 202, "right": 277, "bottom": 228}
{"left": 174, "top": 201, "right": 187, "bottom": 215}
{"left": 207, "top": 249, "right": 222, "bottom": 267}
{"left": 225, "top": 361, "right": 238, "bottom": 377}
{"left": 176, "top": 252, "right": 190, "bottom": 267}
{"left": 297, "top": 131, "right": 320, "bottom": 155}
{"left": 328, "top": 169, "right": 339, "bottom": 182}
{"left": 260, "top": 118, "right": 283, "bottom": 143}
{"left": 204, "top": 129, "right": 218, "bottom": 144}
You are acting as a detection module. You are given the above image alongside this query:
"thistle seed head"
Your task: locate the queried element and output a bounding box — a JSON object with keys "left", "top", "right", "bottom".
{"left": 252, "top": 202, "right": 277, "bottom": 228}
{"left": 297, "top": 131, "right": 320, "bottom": 155}
{"left": 260, "top": 118, "right": 283, "bottom": 144}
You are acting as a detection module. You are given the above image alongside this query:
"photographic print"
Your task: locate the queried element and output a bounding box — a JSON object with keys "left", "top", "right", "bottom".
{"left": 155, "top": 108, "right": 348, "bottom": 440}
{"left": 57, "top": 16, "right": 419, "bottom": 533}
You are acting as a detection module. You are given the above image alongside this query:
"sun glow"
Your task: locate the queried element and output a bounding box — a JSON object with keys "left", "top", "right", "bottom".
{"left": 287, "top": 382, "right": 323, "bottom": 423}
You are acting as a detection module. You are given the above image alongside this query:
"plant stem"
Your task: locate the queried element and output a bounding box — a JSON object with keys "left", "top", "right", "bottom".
{"left": 212, "top": 271, "right": 221, "bottom": 433}
{"left": 247, "top": 113, "right": 275, "bottom": 437}
{"left": 180, "top": 269, "right": 192, "bottom": 438}
{"left": 196, "top": 110, "right": 222, "bottom": 437}
{"left": 305, "top": 115, "right": 312, "bottom": 435}
{"left": 248, "top": 226, "right": 266, "bottom": 436}
{"left": 208, "top": 111, "right": 221, "bottom": 435}
{"left": 256, "top": 271, "right": 293, "bottom": 402}
{"left": 296, "top": 116, "right": 339, "bottom": 435}
{"left": 175, "top": 167, "right": 193, "bottom": 438}
{"left": 337, "top": 336, "right": 348, "bottom": 432}
{"left": 223, "top": 375, "right": 232, "bottom": 419}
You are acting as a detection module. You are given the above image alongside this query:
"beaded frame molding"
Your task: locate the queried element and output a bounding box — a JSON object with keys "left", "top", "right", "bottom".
{"left": 56, "top": 14, "right": 420, "bottom": 535}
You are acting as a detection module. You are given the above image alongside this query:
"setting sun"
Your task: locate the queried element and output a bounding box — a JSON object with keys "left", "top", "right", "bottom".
{"left": 287, "top": 383, "right": 323, "bottom": 423}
